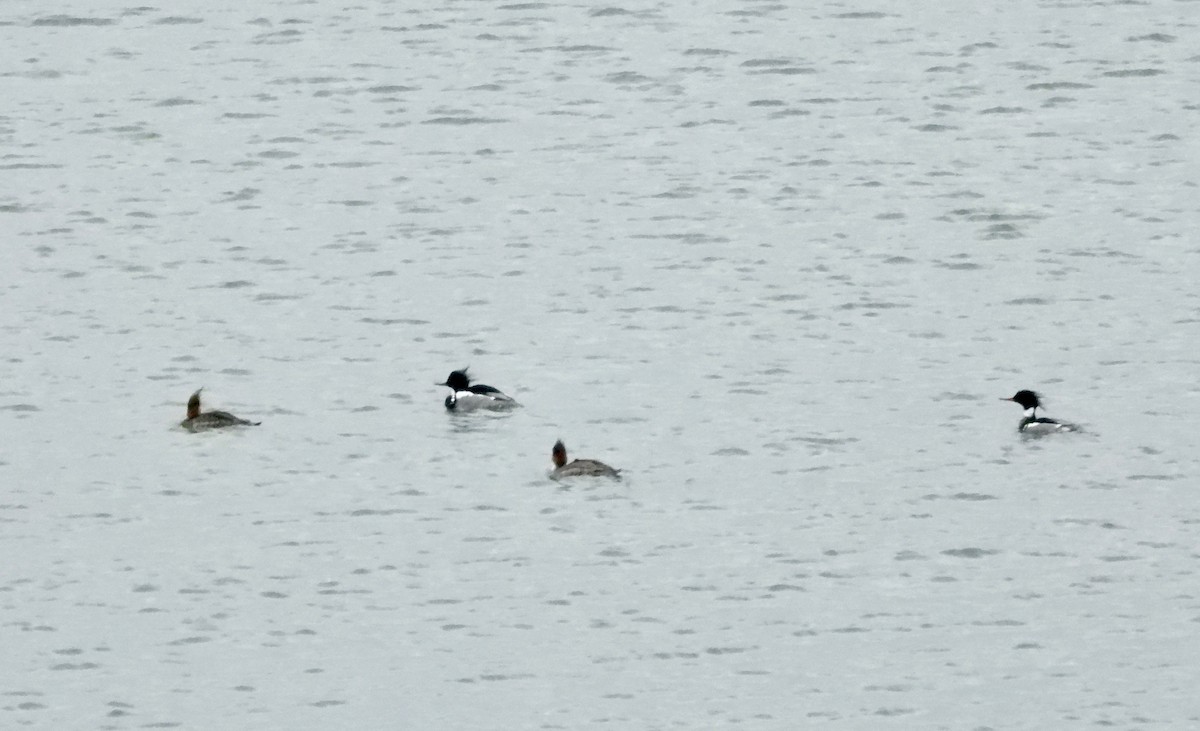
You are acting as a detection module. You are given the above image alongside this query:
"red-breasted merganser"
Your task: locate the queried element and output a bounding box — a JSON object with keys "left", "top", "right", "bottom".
{"left": 181, "top": 388, "right": 260, "bottom": 431}
{"left": 1001, "top": 389, "right": 1077, "bottom": 434}
{"left": 550, "top": 440, "right": 620, "bottom": 479}
{"left": 438, "top": 368, "right": 519, "bottom": 412}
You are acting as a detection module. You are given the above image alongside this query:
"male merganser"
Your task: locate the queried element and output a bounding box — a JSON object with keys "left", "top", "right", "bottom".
{"left": 550, "top": 440, "right": 620, "bottom": 479}
{"left": 1001, "top": 389, "right": 1077, "bottom": 434}
{"left": 437, "top": 368, "right": 519, "bottom": 412}
{"left": 181, "top": 388, "right": 261, "bottom": 431}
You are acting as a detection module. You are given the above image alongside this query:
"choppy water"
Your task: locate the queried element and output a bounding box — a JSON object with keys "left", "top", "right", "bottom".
{"left": 3, "top": 1, "right": 1199, "bottom": 728}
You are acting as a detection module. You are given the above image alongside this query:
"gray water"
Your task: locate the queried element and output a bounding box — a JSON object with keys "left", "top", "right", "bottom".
{"left": 3, "top": 1, "right": 1199, "bottom": 728}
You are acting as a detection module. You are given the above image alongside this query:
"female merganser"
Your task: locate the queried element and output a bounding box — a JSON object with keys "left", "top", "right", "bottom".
{"left": 438, "top": 368, "right": 519, "bottom": 412}
{"left": 181, "top": 388, "right": 260, "bottom": 431}
{"left": 1001, "top": 389, "right": 1077, "bottom": 434}
{"left": 551, "top": 440, "right": 620, "bottom": 479}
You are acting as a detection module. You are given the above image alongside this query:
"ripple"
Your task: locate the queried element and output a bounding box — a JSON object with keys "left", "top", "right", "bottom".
{"left": 942, "top": 548, "right": 999, "bottom": 558}
{"left": 32, "top": 15, "right": 115, "bottom": 26}
{"left": 1102, "top": 69, "right": 1165, "bottom": 78}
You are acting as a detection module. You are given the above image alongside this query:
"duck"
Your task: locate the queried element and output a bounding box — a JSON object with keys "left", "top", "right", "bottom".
{"left": 550, "top": 439, "right": 620, "bottom": 479}
{"left": 438, "top": 368, "right": 519, "bottom": 412}
{"left": 181, "top": 388, "right": 260, "bottom": 431}
{"left": 1001, "top": 389, "right": 1077, "bottom": 434}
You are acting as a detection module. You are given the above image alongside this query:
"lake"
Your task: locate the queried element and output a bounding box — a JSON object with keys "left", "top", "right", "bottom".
{"left": 2, "top": 1, "right": 1198, "bottom": 728}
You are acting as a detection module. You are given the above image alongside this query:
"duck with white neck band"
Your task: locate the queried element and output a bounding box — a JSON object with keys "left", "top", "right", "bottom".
{"left": 1001, "top": 389, "right": 1078, "bottom": 434}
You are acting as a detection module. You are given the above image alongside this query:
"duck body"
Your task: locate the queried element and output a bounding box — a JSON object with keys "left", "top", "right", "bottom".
{"left": 183, "top": 410, "right": 259, "bottom": 432}
{"left": 551, "top": 440, "right": 620, "bottom": 480}
{"left": 1018, "top": 414, "right": 1075, "bottom": 434}
{"left": 439, "top": 369, "right": 519, "bottom": 412}
{"left": 1002, "top": 390, "right": 1078, "bottom": 435}
{"left": 182, "top": 388, "right": 260, "bottom": 432}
